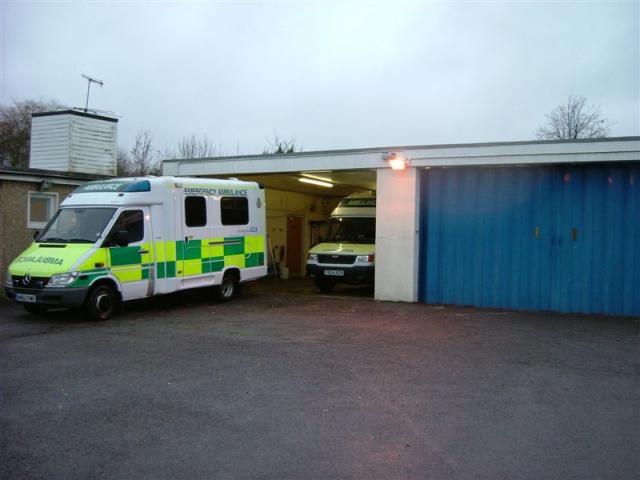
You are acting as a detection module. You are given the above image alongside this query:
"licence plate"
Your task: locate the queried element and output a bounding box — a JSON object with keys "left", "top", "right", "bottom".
{"left": 16, "top": 293, "right": 36, "bottom": 303}
{"left": 324, "top": 270, "right": 344, "bottom": 277}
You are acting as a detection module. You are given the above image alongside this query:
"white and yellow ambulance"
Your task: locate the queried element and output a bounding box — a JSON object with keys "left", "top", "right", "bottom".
{"left": 306, "top": 192, "right": 375, "bottom": 292}
{"left": 5, "top": 177, "right": 267, "bottom": 320}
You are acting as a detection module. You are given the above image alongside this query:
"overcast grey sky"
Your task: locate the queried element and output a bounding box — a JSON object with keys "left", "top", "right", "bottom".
{"left": 1, "top": 0, "right": 638, "bottom": 156}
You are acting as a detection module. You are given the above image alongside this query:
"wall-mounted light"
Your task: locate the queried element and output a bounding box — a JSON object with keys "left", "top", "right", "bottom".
{"left": 383, "top": 152, "right": 409, "bottom": 170}
{"left": 299, "top": 177, "right": 333, "bottom": 188}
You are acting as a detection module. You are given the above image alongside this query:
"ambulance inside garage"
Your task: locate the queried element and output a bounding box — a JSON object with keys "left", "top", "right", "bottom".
{"left": 163, "top": 137, "right": 640, "bottom": 316}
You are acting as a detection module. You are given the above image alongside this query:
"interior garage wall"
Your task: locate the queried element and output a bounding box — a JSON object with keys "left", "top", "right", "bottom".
{"left": 265, "top": 189, "right": 340, "bottom": 275}
{"left": 375, "top": 168, "right": 420, "bottom": 302}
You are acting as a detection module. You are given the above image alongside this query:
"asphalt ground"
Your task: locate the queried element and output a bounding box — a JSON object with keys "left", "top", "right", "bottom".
{"left": 1, "top": 278, "right": 638, "bottom": 479}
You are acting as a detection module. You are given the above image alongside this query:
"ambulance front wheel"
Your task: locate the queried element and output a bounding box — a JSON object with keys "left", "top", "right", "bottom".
{"left": 85, "top": 284, "right": 119, "bottom": 321}
{"left": 215, "top": 271, "right": 238, "bottom": 302}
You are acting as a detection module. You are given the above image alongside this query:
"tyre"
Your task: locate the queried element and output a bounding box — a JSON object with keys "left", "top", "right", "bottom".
{"left": 84, "top": 284, "right": 118, "bottom": 321}
{"left": 314, "top": 278, "right": 336, "bottom": 293}
{"left": 23, "top": 304, "right": 48, "bottom": 315}
{"left": 215, "top": 271, "right": 238, "bottom": 302}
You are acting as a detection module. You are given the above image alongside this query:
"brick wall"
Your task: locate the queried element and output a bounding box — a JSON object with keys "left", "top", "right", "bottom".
{"left": 0, "top": 180, "right": 76, "bottom": 299}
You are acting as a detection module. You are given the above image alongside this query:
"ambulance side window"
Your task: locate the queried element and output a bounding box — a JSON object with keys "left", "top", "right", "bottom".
{"left": 105, "top": 210, "right": 144, "bottom": 245}
{"left": 185, "top": 196, "right": 207, "bottom": 227}
{"left": 221, "top": 197, "right": 248, "bottom": 225}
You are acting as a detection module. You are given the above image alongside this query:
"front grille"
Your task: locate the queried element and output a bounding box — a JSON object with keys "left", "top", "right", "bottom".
{"left": 11, "top": 275, "right": 49, "bottom": 290}
{"left": 317, "top": 254, "right": 356, "bottom": 265}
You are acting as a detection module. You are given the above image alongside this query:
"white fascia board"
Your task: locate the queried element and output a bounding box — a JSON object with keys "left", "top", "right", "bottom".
{"left": 409, "top": 139, "right": 640, "bottom": 167}
{"left": 163, "top": 151, "right": 384, "bottom": 176}
{"left": 162, "top": 138, "right": 640, "bottom": 176}
{"left": 0, "top": 174, "right": 86, "bottom": 186}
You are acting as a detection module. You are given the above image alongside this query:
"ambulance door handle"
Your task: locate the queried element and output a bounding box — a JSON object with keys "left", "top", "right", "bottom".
{"left": 138, "top": 249, "right": 149, "bottom": 254}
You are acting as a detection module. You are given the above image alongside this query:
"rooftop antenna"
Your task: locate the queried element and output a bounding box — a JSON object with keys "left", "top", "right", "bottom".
{"left": 81, "top": 73, "right": 103, "bottom": 112}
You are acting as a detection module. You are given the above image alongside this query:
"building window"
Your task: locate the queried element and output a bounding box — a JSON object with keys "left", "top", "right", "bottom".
{"left": 28, "top": 192, "right": 58, "bottom": 229}
{"left": 221, "top": 197, "right": 249, "bottom": 225}
{"left": 185, "top": 196, "right": 207, "bottom": 227}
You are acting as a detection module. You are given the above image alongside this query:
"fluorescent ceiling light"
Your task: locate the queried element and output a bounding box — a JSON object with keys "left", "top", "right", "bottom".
{"left": 299, "top": 177, "right": 333, "bottom": 188}
{"left": 301, "top": 173, "right": 334, "bottom": 183}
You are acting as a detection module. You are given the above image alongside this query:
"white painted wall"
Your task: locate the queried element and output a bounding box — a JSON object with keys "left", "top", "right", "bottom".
{"left": 29, "top": 115, "right": 71, "bottom": 171}
{"left": 374, "top": 167, "right": 420, "bottom": 302}
{"left": 30, "top": 112, "right": 117, "bottom": 176}
{"left": 68, "top": 115, "right": 118, "bottom": 176}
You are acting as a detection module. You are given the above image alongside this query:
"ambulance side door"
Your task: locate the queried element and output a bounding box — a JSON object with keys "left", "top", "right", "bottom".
{"left": 104, "top": 207, "right": 154, "bottom": 300}
{"left": 179, "top": 194, "right": 211, "bottom": 283}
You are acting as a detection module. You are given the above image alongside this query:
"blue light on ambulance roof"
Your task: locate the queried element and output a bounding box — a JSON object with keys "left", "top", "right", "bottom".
{"left": 122, "top": 180, "right": 151, "bottom": 192}
{"left": 73, "top": 179, "right": 151, "bottom": 193}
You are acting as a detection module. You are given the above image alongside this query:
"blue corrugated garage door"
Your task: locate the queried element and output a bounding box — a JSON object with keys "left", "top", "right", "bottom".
{"left": 419, "top": 163, "right": 640, "bottom": 316}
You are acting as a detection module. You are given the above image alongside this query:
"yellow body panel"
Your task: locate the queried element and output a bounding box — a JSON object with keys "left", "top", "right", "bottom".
{"left": 245, "top": 235, "right": 264, "bottom": 254}
{"left": 224, "top": 254, "right": 245, "bottom": 268}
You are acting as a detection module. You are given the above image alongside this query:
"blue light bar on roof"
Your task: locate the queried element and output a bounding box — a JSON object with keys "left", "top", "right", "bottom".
{"left": 74, "top": 179, "right": 151, "bottom": 193}
{"left": 123, "top": 180, "right": 151, "bottom": 192}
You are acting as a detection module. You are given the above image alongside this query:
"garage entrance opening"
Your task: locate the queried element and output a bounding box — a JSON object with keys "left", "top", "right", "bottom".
{"left": 234, "top": 170, "right": 377, "bottom": 295}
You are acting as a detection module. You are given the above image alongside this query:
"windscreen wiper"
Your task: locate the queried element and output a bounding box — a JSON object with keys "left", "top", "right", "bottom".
{"left": 66, "top": 238, "right": 95, "bottom": 243}
{"left": 39, "top": 237, "right": 69, "bottom": 243}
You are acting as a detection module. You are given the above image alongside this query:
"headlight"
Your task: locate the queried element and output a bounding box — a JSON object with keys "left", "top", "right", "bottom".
{"left": 5, "top": 268, "right": 12, "bottom": 287}
{"left": 356, "top": 255, "right": 374, "bottom": 263}
{"left": 48, "top": 271, "right": 79, "bottom": 287}
{"left": 308, "top": 253, "right": 318, "bottom": 262}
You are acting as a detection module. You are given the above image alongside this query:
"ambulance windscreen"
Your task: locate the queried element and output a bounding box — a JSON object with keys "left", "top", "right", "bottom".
{"left": 37, "top": 208, "right": 117, "bottom": 243}
{"left": 327, "top": 217, "right": 376, "bottom": 244}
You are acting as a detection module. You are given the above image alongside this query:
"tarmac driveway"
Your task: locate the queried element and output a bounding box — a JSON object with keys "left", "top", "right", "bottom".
{"left": 1, "top": 279, "right": 638, "bottom": 479}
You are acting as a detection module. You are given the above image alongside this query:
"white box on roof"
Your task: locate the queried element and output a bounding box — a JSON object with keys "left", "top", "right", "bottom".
{"left": 30, "top": 110, "right": 118, "bottom": 176}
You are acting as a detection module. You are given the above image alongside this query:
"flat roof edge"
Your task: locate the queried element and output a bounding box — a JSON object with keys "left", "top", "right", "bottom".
{"left": 163, "top": 136, "right": 640, "bottom": 164}
{"left": 0, "top": 166, "right": 110, "bottom": 181}
{"left": 32, "top": 109, "right": 118, "bottom": 123}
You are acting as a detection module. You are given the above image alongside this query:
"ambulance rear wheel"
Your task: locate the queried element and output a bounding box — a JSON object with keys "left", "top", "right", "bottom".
{"left": 215, "top": 272, "right": 238, "bottom": 302}
{"left": 85, "top": 285, "right": 118, "bottom": 321}
{"left": 23, "top": 304, "right": 48, "bottom": 315}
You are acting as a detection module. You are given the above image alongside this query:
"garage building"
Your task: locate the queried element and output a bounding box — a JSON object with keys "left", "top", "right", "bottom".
{"left": 163, "top": 136, "right": 640, "bottom": 317}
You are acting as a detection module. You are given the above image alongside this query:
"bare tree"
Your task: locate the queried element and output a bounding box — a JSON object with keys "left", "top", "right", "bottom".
{"left": 128, "top": 131, "right": 160, "bottom": 176}
{"left": 262, "top": 133, "right": 297, "bottom": 155}
{"left": 0, "top": 98, "right": 63, "bottom": 167}
{"left": 116, "top": 148, "right": 132, "bottom": 176}
{"left": 176, "top": 134, "right": 217, "bottom": 158}
{"left": 536, "top": 96, "right": 612, "bottom": 140}
{"left": 156, "top": 146, "right": 176, "bottom": 164}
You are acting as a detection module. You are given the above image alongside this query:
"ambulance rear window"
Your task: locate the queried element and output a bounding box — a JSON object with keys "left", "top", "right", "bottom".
{"left": 185, "top": 196, "right": 207, "bottom": 227}
{"left": 221, "top": 197, "right": 248, "bottom": 225}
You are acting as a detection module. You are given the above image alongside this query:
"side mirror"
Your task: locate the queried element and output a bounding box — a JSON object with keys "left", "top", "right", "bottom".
{"left": 317, "top": 236, "right": 324, "bottom": 243}
{"left": 33, "top": 231, "right": 40, "bottom": 240}
{"left": 114, "top": 230, "right": 129, "bottom": 247}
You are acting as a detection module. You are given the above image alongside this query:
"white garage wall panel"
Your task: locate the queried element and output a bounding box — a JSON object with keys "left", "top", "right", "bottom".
{"left": 30, "top": 111, "right": 117, "bottom": 176}
{"left": 375, "top": 168, "right": 421, "bottom": 302}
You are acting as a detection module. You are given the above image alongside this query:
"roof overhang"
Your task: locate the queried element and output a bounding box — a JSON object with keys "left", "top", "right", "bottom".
{"left": 163, "top": 137, "right": 640, "bottom": 178}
